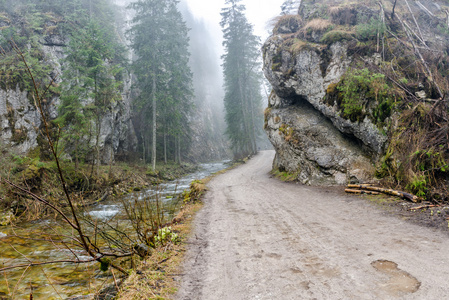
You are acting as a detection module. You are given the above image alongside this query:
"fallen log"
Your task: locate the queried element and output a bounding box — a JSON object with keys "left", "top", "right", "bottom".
{"left": 347, "top": 184, "right": 420, "bottom": 203}
{"left": 409, "top": 204, "right": 438, "bottom": 211}
{"left": 345, "top": 189, "right": 380, "bottom": 195}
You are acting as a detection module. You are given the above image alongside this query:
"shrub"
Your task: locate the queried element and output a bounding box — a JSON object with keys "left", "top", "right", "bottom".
{"left": 320, "top": 29, "right": 354, "bottom": 44}
{"left": 337, "top": 68, "right": 394, "bottom": 123}
{"left": 356, "top": 18, "right": 386, "bottom": 41}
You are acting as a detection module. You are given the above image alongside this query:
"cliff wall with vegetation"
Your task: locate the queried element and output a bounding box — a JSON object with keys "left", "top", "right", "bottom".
{"left": 264, "top": 0, "right": 449, "bottom": 201}
{"left": 0, "top": 1, "right": 137, "bottom": 163}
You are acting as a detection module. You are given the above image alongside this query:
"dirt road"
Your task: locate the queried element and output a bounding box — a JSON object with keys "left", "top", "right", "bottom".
{"left": 176, "top": 150, "right": 449, "bottom": 299}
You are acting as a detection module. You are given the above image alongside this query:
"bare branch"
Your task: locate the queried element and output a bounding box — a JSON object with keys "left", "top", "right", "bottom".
{"left": 0, "top": 258, "right": 98, "bottom": 272}
{"left": 395, "top": 15, "right": 444, "bottom": 98}
{"left": 404, "top": 0, "right": 426, "bottom": 44}
{"left": 2, "top": 179, "right": 79, "bottom": 231}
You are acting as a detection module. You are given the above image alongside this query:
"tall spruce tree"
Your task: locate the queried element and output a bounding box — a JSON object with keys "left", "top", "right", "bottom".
{"left": 128, "top": 0, "right": 193, "bottom": 169}
{"left": 220, "top": 0, "right": 263, "bottom": 159}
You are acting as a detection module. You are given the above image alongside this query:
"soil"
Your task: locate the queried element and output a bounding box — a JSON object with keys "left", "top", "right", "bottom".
{"left": 175, "top": 150, "right": 449, "bottom": 299}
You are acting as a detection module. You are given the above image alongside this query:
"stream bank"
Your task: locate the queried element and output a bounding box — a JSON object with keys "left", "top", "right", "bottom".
{"left": 0, "top": 159, "right": 230, "bottom": 299}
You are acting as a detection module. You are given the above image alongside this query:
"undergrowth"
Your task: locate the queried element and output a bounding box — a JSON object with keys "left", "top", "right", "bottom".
{"left": 0, "top": 151, "right": 196, "bottom": 222}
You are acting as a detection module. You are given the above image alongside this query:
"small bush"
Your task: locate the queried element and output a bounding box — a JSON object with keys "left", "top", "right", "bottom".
{"left": 406, "top": 175, "right": 427, "bottom": 198}
{"left": 337, "top": 68, "right": 394, "bottom": 123}
{"left": 356, "top": 18, "right": 386, "bottom": 41}
{"left": 182, "top": 180, "right": 206, "bottom": 203}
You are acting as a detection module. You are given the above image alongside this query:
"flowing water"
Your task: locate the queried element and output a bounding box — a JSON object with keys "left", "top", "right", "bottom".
{"left": 0, "top": 161, "right": 230, "bottom": 299}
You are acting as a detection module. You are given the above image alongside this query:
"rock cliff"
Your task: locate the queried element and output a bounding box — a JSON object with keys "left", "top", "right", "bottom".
{"left": 0, "top": 5, "right": 137, "bottom": 163}
{"left": 263, "top": 0, "right": 449, "bottom": 194}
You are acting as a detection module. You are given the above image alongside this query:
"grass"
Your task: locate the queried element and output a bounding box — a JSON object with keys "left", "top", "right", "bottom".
{"left": 116, "top": 161, "right": 243, "bottom": 299}
{"left": 303, "top": 18, "right": 332, "bottom": 32}
{"left": 271, "top": 169, "right": 298, "bottom": 182}
{"left": 0, "top": 151, "right": 198, "bottom": 222}
{"left": 271, "top": 14, "right": 302, "bottom": 34}
{"left": 116, "top": 201, "right": 203, "bottom": 300}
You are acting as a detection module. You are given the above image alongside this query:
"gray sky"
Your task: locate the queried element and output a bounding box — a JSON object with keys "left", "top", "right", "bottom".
{"left": 184, "top": 0, "right": 285, "bottom": 54}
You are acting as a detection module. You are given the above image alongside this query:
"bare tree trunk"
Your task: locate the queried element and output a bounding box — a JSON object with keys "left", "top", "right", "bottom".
{"left": 404, "top": 0, "right": 425, "bottom": 44}
{"left": 177, "top": 134, "right": 181, "bottom": 164}
{"left": 164, "top": 127, "right": 167, "bottom": 164}
{"left": 445, "top": 10, "right": 449, "bottom": 28}
{"left": 237, "top": 61, "right": 251, "bottom": 156}
{"left": 74, "top": 135, "right": 79, "bottom": 172}
{"left": 152, "top": 76, "right": 157, "bottom": 171}
{"left": 95, "top": 114, "right": 101, "bottom": 175}
{"left": 247, "top": 85, "right": 257, "bottom": 154}
{"left": 174, "top": 135, "right": 178, "bottom": 164}
{"left": 141, "top": 131, "right": 146, "bottom": 164}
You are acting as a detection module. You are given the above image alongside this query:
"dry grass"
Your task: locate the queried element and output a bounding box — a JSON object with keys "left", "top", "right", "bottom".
{"left": 116, "top": 162, "right": 242, "bottom": 299}
{"left": 303, "top": 18, "right": 332, "bottom": 32}
{"left": 116, "top": 201, "right": 203, "bottom": 300}
{"left": 269, "top": 14, "right": 301, "bottom": 28}
{"left": 289, "top": 39, "right": 307, "bottom": 53}
{"left": 328, "top": 6, "right": 343, "bottom": 16}
{"left": 271, "top": 14, "right": 302, "bottom": 34}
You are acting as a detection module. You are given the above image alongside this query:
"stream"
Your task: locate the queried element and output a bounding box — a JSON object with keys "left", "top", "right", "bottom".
{"left": 0, "top": 161, "right": 230, "bottom": 299}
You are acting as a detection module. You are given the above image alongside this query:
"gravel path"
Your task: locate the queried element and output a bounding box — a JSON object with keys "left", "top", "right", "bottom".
{"left": 176, "top": 150, "right": 449, "bottom": 299}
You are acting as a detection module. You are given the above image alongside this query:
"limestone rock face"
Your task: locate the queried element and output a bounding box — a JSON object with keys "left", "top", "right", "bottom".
{"left": 263, "top": 36, "right": 381, "bottom": 185}
{"left": 263, "top": 37, "right": 387, "bottom": 155}
{"left": 263, "top": 0, "right": 449, "bottom": 186}
{"left": 0, "top": 86, "right": 41, "bottom": 153}
{"left": 0, "top": 30, "right": 136, "bottom": 163}
{"left": 262, "top": 1, "right": 390, "bottom": 185}
{"left": 265, "top": 94, "right": 373, "bottom": 185}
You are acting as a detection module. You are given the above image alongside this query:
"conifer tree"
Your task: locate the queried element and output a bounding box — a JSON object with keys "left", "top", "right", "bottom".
{"left": 220, "top": 0, "right": 263, "bottom": 159}
{"left": 128, "top": 0, "right": 193, "bottom": 169}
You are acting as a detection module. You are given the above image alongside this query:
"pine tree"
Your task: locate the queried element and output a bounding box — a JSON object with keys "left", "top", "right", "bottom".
{"left": 220, "top": 0, "right": 263, "bottom": 159}
{"left": 128, "top": 0, "right": 193, "bottom": 169}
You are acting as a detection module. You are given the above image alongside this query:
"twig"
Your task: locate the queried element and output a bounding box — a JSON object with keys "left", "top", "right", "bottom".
{"left": 111, "top": 268, "right": 119, "bottom": 293}
{"left": 395, "top": 16, "right": 443, "bottom": 99}
{"left": 0, "top": 258, "right": 98, "bottom": 272}
{"left": 3, "top": 179, "right": 79, "bottom": 231}
{"left": 404, "top": 0, "right": 426, "bottom": 43}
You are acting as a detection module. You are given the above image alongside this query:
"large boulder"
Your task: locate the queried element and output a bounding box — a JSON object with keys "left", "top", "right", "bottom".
{"left": 263, "top": 0, "right": 449, "bottom": 189}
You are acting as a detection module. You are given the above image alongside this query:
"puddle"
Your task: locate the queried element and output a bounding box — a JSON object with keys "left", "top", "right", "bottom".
{"left": 371, "top": 260, "right": 421, "bottom": 296}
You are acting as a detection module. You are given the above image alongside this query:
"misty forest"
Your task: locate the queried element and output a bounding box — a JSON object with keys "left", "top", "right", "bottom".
{"left": 0, "top": 0, "right": 267, "bottom": 298}
{"left": 1, "top": 0, "right": 449, "bottom": 298}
